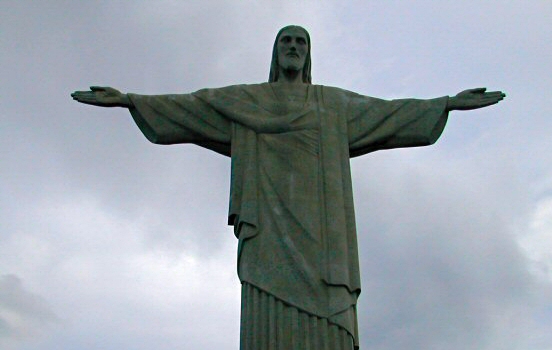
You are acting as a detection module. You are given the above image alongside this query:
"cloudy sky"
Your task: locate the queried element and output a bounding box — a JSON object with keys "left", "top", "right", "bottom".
{"left": 2, "top": 1, "right": 552, "bottom": 349}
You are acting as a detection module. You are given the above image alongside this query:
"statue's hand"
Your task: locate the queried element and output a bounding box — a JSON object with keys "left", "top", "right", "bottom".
{"left": 447, "top": 88, "right": 506, "bottom": 111}
{"left": 71, "top": 86, "right": 131, "bottom": 108}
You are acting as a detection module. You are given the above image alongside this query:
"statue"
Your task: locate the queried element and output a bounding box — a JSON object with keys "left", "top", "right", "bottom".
{"left": 71, "top": 25, "right": 505, "bottom": 350}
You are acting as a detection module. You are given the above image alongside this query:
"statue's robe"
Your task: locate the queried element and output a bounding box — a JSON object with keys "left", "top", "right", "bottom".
{"left": 127, "top": 83, "right": 449, "bottom": 349}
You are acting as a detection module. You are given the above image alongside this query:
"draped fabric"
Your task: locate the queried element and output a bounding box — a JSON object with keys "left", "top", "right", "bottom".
{"left": 241, "top": 283, "right": 354, "bottom": 350}
{"left": 127, "top": 83, "right": 449, "bottom": 348}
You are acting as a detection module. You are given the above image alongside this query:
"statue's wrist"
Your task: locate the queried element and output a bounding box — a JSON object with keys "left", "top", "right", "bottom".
{"left": 119, "top": 93, "right": 132, "bottom": 108}
{"left": 447, "top": 96, "right": 458, "bottom": 111}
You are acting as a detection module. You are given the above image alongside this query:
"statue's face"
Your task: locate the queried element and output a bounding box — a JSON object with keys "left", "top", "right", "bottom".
{"left": 277, "top": 27, "right": 308, "bottom": 73}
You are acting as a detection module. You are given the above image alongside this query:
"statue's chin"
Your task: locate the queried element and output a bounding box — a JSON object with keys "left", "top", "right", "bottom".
{"left": 283, "top": 64, "right": 300, "bottom": 71}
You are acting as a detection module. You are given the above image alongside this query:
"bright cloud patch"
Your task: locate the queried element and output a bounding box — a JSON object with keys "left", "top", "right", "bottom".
{"left": 519, "top": 197, "right": 552, "bottom": 282}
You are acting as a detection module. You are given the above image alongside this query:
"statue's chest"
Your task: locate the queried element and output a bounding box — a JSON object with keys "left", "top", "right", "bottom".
{"left": 268, "top": 85, "right": 311, "bottom": 115}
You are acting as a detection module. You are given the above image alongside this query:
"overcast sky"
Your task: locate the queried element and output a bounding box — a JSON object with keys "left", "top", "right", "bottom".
{"left": 2, "top": 1, "right": 552, "bottom": 349}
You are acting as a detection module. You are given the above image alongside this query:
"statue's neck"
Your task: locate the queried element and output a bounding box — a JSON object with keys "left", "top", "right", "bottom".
{"left": 278, "top": 67, "right": 304, "bottom": 84}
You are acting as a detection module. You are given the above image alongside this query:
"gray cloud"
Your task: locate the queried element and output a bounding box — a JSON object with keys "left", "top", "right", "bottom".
{"left": 352, "top": 153, "right": 552, "bottom": 349}
{"left": 0, "top": 275, "right": 59, "bottom": 347}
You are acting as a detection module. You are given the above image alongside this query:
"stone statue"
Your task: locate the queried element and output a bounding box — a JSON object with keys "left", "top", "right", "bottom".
{"left": 71, "top": 25, "right": 505, "bottom": 350}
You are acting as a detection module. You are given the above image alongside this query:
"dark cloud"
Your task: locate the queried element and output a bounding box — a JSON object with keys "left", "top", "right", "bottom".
{"left": 352, "top": 154, "right": 551, "bottom": 349}
{"left": 0, "top": 275, "right": 59, "bottom": 345}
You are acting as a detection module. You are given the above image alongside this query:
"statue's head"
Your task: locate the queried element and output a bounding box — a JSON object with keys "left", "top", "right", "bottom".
{"left": 269, "top": 25, "right": 312, "bottom": 84}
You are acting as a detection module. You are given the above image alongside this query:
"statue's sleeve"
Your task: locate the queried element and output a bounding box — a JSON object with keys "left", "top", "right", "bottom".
{"left": 347, "top": 94, "right": 449, "bottom": 157}
{"left": 127, "top": 92, "right": 231, "bottom": 156}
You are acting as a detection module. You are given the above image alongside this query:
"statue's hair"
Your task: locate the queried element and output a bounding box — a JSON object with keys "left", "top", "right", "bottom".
{"left": 268, "top": 25, "right": 312, "bottom": 84}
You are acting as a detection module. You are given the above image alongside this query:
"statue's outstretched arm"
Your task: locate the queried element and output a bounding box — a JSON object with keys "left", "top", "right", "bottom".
{"left": 71, "top": 86, "right": 133, "bottom": 108}
{"left": 447, "top": 88, "right": 506, "bottom": 111}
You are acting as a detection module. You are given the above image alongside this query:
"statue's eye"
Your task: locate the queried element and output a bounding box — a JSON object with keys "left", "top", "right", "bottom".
{"left": 280, "top": 36, "right": 291, "bottom": 43}
{"left": 297, "top": 38, "right": 306, "bottom": 45}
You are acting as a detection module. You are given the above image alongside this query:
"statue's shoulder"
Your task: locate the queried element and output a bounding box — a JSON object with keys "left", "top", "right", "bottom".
{"left": 194, "top": 83, "right": 255, "bottom": 92}
{"left": 321, "top": 84, "right": 369, "bottom": 95}
{"left": 193, "top": 83, "right": 266, "bottom": 100}
{"left": 313, "top": 84, "right": 368, "bottom": 106}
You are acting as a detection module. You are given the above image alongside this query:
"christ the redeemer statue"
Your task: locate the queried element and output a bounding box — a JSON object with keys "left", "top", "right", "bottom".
{"left": 71, "top": 25, "right": 505, "bottom": 350}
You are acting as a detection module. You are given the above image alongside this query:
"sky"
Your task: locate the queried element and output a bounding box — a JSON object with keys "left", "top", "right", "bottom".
{"left": 1, "top": 1, "right": 552, "bottom": 349}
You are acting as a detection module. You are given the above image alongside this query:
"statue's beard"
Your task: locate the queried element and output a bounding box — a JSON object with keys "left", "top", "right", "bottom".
{"left": 283, "top": 62, "right": 301, "bottom": 71}
{"left": 279, "top": 55, "right": 304, "bottom": 72}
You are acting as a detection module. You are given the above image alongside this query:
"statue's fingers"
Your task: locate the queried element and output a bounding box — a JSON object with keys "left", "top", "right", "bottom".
{"left": 481, "top": 95, "right": 503, "bottom": 102}
{"left": 77, "top": 96, "right": 95, "bottom": 103}
{"left": 76, "top": 93, "right": 99, "bottom": 102}
{"left": 483, "top": 93, "right": 504, "bottom": 101}
{"left": 485, "top": 91, "right": 504, "bottom": 97}
{"left": 469, "top": 87, "right": 487, "bottom": 94}
{"left": 72, "top": 90, "right": 91, "bottom": 95}
{"left": 71, "top": 93, "right": 86, "bottom": 100}
{"left": 74, "top": 92, "right": 94, "bottom": 101}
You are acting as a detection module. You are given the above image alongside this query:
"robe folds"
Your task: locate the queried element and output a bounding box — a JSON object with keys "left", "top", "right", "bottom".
{"left": 127, "top": 83, "right": 449, "bottom": 348}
